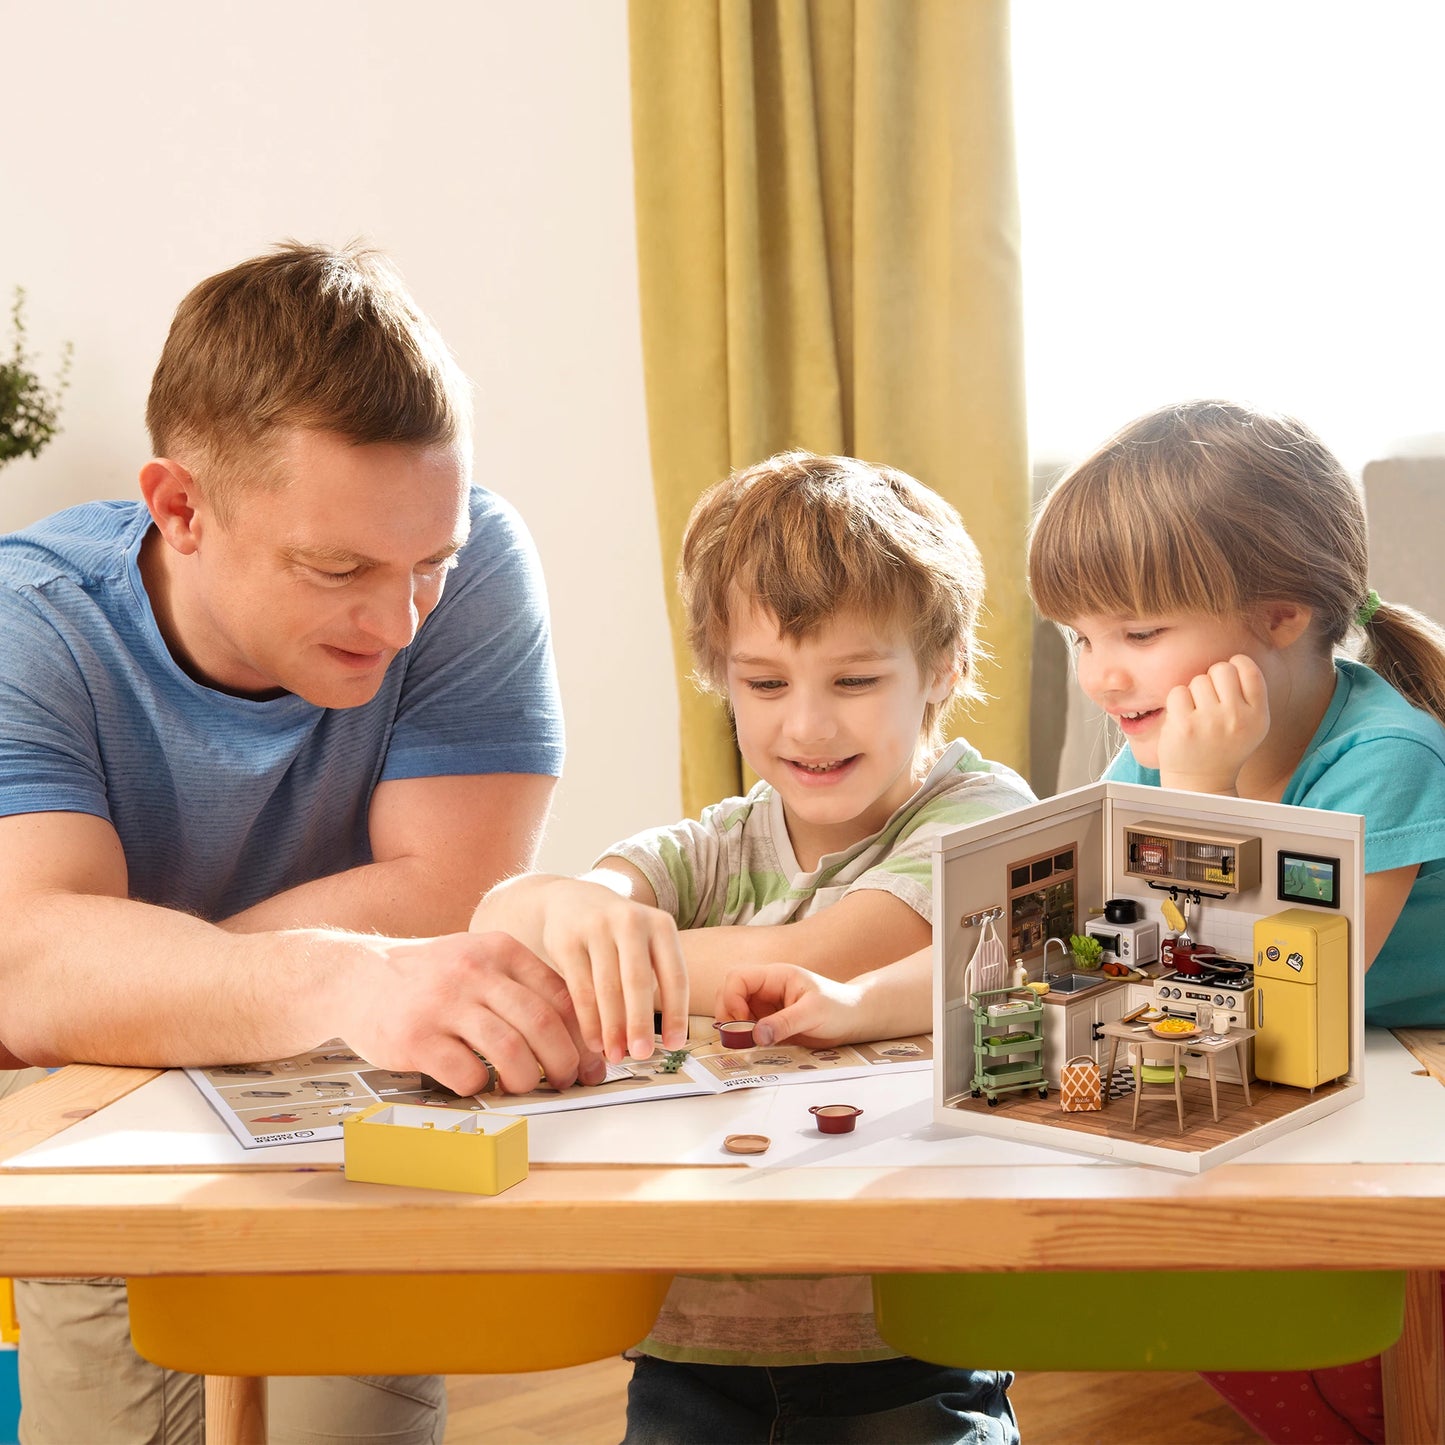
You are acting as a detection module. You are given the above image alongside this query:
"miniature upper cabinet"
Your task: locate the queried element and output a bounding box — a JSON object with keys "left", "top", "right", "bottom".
{"left": 1122, "top": 821, "right": 1261, "bottom": 895}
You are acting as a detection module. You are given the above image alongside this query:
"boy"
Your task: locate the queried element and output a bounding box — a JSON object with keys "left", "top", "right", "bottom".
{"left": 1, "top": 242, "right": 594, "bottom": 1444}
{"left": 474, "top": 451, "right": 1031, "bottom": 1443}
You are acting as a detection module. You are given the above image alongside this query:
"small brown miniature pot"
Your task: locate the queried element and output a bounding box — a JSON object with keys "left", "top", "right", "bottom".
{"left": 714, "top": 1020, "right": 756, "bottom": 1048}
{"left": 809, "top": 1103, "right": 863, "bottom": 1134}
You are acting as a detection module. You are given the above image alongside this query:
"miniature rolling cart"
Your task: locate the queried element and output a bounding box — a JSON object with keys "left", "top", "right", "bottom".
{"left": 970, "top": 985, "right": 1048, "bottom": 1106}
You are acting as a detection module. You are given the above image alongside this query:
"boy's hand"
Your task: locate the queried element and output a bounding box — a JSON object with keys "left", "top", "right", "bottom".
{"left": 714, "top": 963, "right": 864, "bottom": 1048}
{"left": 1157, "top": 654, "right": 1270, "bottom": 795}
{"left": 472, "top": 873, "right": 688, "bottom": 1063}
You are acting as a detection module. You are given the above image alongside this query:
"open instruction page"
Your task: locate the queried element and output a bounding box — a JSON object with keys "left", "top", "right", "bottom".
{"left": 185, "top": 1033, "right": 933, "bottom": 1149}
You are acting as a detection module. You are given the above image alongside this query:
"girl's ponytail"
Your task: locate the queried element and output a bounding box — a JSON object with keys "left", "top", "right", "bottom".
{"left": 1357, "top": 601, "right": 1445, "bottom": 730}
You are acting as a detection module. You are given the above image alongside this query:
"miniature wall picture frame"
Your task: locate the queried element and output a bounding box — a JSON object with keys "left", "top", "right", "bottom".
{"left": 343, "top": 1102, "right": 528, "bottom": 1196}
{"left": 1276, "top": 850, "right": 1342, "bottom": 909}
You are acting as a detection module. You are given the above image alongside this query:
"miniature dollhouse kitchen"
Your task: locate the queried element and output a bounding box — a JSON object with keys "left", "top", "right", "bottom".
{"left": 931, "top": 780, "right": 1365, "bottom": 1171}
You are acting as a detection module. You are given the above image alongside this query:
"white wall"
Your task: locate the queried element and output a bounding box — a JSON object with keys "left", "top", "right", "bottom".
{"left": 0, "top": 0, "right": 681, "bottom": 870}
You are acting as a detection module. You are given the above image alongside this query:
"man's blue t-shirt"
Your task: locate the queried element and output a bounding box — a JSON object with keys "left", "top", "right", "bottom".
{"left": 0, "top": 489, "right": 564, "bottom": 921}
{"left": 1106, "top": 659, "right": 1445, "bottom": 1026}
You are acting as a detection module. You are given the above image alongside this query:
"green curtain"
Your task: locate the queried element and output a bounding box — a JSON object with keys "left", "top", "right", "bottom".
{"left": 630, "top": 0, "right": 1029, "bottom": 818}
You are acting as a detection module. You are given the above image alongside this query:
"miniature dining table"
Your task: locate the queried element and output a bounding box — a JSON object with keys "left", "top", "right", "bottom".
{"left": 1098, "top": 1018, "right": 1257, "bottom": 1121}
{"left": 2, "top": 1046, "right": 1445, "bottom": 1444}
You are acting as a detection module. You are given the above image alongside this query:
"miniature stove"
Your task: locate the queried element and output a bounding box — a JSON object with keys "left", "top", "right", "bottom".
{"left": 1152, "top": 967, "right": 1254, "bottom": 1012}
{"left": 1148, "top": 966, "right": 1255, "bottom": 1084}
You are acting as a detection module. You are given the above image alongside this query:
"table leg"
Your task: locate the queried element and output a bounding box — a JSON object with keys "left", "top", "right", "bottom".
{"left": 1236, "top": 1039, "right": 1253, "bottom": 1107}
{"left": 205, "top": 1374, "right": 267, "bottom": 1445}
{"left": 1104, "top": 1039, "right": 1120, "bottom": 1105}
{"left": 1382, "top": 1270, "right": 1445, "bottom": 1444}
{"left": 1206, "top": 1052, "right": 1219, "bottom": 1122}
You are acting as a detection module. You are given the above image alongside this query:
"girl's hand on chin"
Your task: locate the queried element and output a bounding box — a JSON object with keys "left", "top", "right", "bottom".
{"left": 1157, "top": 654, "right": 1270, "bottom": 795}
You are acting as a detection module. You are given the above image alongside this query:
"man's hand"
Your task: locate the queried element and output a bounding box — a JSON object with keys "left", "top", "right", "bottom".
{"left": 714, "top": 963, "right": 864, "bottom": 1048}
{"left": 472, "top": 872, "right": 688, "bottom": 1064}
{"left": 338, "top": 930, "right": 607, "bottom": 1095}
{"left": 1157, "top": 654, "right": 1270, "bottom": 794}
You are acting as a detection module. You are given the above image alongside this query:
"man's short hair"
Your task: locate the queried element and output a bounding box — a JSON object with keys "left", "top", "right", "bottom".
{"left": 145, "top": 240, "right": 471, "bottom": 514}
{"left": 679, "top": 451, "right": 986, "bottom": 747}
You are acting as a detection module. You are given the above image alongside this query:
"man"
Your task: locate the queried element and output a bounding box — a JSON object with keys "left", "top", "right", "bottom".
{"left": 0, "top": 242, "right": 600, "bottom": 1444}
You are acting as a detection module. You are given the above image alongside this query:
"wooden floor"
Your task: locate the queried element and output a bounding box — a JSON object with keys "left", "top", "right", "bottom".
{"left": 443, "top": 1357, "right": 1264, "bottom": 1443}
{"left": 948, "top": 1063, "right": 1349, "bottom": 1156}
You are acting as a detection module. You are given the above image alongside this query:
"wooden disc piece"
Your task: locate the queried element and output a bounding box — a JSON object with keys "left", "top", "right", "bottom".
{"left": 723, "top": 1133, "right": 771, "bottom": 1155}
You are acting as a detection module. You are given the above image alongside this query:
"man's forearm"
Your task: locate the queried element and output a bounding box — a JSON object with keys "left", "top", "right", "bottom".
{"left": 220, "top": 854, "right": 483, "bottom": 938}
{"left": 2, "top": 893, "right": 369, "bottom": 1067}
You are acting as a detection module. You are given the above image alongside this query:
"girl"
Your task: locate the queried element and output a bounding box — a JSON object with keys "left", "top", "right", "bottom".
{"left": 1028, "top": 398, "right": 1445, "bottom": 1444}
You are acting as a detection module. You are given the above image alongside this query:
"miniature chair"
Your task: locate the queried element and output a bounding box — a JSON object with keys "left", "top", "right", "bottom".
{"left": 873, "top": 1270, "right": 1406, "bottom": 1373}
{"left": 126, "top": 1271, "right": 672, "bottom": 1445}
{"left": 1130, "top": 1041, "right": 1185, "bottom": 1133}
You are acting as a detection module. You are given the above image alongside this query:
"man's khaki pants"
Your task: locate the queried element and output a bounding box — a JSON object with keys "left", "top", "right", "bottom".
{"left": 3, "top": 1072, "right": 445, "bottom": 1445}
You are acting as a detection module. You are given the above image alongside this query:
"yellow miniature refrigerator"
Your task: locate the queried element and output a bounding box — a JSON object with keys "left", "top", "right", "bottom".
{"left": 1253, "top": 908, "right": 1350, "bottom": 1089}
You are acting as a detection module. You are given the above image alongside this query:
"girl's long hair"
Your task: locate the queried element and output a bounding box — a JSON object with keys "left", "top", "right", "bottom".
{"left": 1027, "top": 399, "right": 1445, "bottom": 726}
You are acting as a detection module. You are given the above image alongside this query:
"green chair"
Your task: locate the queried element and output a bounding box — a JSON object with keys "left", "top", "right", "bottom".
{"left": 873, "top": 1270, "right": 1405, "bottom": 1372}
{"left": 1130, "top": 1042, "right": 1186, "bottom": 1133}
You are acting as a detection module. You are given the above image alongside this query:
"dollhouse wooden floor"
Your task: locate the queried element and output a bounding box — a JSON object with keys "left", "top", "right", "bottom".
{"left": 947, "top": 1070, "right": 1351, "bottom": 1153}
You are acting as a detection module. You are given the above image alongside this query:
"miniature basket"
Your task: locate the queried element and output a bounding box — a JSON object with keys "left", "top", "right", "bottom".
{"left": 1059, "top": 1055, "right": 1102, "bottom": 1112}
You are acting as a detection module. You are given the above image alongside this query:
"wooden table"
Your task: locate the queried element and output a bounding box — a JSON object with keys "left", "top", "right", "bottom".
{"left": 3, "top": 1045, "right": 1445, "bottom": 1443}
{"left": 1099, "top": 1018, "right": 1256, "bottom": 1120}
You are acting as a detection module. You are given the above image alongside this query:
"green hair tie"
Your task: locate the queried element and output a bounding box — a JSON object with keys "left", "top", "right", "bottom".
{"left": 1356, "top": 589, "right": 1383, "bottom": 628}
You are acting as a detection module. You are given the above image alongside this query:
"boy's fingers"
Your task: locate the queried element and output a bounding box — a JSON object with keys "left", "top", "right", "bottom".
{"left": 617, "top": 930, "right": 661, "bottom": 1060}
{"left": 753, "top": 1000, "right": 817, "bottom": 1047}
{"left": 585, "top": 934, "right": 630, "bottom": 1062}
{"left": 552, "top": 939, "right": 605, "bottom": 1055}
{"left": 652, "top": 930, "right": 689, "bottom": 1050}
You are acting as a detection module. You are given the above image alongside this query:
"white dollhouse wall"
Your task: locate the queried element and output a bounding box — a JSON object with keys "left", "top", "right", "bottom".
{"left": 935, "top": 789, "right": 1109, "bottom": 1105}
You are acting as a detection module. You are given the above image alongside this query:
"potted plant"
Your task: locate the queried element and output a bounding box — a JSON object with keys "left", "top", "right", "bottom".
{"left": 0, "top": 287, "right": 72, "bottom": 470}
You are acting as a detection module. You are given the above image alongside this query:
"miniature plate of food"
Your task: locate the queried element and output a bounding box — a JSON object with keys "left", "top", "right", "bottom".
{"left": 1135, "top": 1007, "right": 1165, "bottom": 1023}
{"left": 1149, "top": 1018, "right": 1199, "bottom": 1040}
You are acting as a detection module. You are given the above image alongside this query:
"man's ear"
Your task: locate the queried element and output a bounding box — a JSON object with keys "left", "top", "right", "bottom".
{"left": 1262, "top": 601, "right": 1313, "bottom": 649}
{"left": 139, "top": 458, "right": 204, "bottom": 557}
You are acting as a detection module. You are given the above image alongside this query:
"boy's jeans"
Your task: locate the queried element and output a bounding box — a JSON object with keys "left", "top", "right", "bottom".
{"left": 624, "top": 1355, "right": 1018, "bottom": 1445}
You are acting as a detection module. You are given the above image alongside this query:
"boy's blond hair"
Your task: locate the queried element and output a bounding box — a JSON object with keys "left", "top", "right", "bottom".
{"left": 145, "top": 240, "right": 471, "bottom": 518}
{"left": 679, "top": 451, "right": 985, "bottom": 749}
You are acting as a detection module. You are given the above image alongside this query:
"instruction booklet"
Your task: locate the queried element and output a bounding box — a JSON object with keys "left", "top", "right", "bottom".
{"left": 185, "top": 1033, "right": 933, "bottom": 1149}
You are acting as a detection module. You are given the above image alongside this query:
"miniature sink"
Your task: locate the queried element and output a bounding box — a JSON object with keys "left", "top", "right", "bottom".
{"left": 1045, "top": 973, "right": 1108, "bottom": 993}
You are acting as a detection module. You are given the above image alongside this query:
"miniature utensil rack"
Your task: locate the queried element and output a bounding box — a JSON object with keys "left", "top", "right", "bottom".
{"left": 959, "top": 905, "right": 1004, "bottom": 930}
{"left": 1145, "top": 881, "right": 1230, "bottom": 903}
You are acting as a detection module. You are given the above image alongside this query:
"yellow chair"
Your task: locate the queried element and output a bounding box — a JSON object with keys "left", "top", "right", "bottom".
{"left": 873, "top": 1270, "right": 1405, "bottom": 1372}
{"left": 127, "top": 1271, "right": 672, "bottom": 1444}
{"left": 1, "top": 1279, "right": 19, "bottom": 1445}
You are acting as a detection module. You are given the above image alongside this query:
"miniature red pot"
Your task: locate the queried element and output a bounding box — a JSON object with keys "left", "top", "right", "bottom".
{"left": 809, "top": 1103, "right": 863, "bottom": 1134}
{"left": 714, "top": 1020, "right": 755, "bottom": 1048}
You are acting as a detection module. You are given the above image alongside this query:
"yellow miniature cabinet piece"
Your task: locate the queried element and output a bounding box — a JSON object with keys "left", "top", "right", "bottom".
{"left": 343, "top": 1103, "right": 528, "bottom": 1196}
{"left": 1122, "top": 822, "right": 1261, "bottom": 895}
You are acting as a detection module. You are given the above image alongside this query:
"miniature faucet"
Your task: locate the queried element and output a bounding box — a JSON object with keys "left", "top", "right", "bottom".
{"left": 1042, "top": 936, "right": 1069, "bottom": 985}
